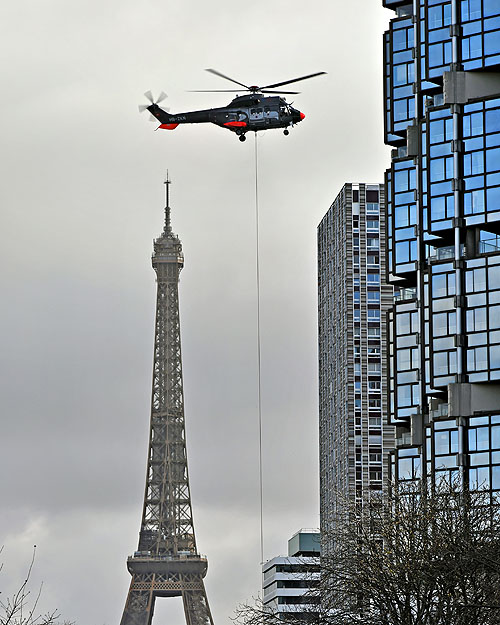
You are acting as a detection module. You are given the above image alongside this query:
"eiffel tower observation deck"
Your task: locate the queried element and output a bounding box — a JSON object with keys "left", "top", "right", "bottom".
{"left": 120, "top": 177, "right": 214, "bottom": 625}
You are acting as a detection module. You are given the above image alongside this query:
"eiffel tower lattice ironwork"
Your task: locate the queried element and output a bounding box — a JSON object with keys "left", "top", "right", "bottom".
{"left": 120, "top": 177, "right": 214, "bottom": 625}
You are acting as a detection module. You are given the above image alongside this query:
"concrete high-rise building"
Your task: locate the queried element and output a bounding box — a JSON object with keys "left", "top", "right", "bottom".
{"left": 262, "top": 530, "right": 320, "bottom": 622}
{"left": 318, "top": 184, "right": 395, "bottom": 537}
{"left": 383, "top": 0, "right": 500, "bottom": 494}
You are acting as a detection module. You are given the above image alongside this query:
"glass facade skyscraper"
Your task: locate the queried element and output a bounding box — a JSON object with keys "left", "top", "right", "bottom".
{"left": 318, "top": 184, "right": 394, "bottom": 535}
{"left": 383, "top": 0, "right": 500, "bottom": 496}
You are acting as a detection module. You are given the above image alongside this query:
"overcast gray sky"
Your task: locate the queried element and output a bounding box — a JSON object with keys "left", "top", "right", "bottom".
{"left": 1, "top": 1, "right": 392, "bottom": 623}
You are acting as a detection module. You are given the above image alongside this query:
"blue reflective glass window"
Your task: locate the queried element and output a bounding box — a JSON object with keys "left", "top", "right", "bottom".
{"left": 394, "top": 169, "right": 409, "bottom": 191}
{"left": 490, "top": 305, "right": 500, "bottom": 329}
{"left": 491, "top": 345, "right": 500, "bottom": 369}
{"left": 433, "top": 274, "right": 447, "bottom": 297}
{"left": 393, "top": 28, "right": 408, "bottom": 51}
{"left": 484, "top": 0, "right": 500, "bottom": 17}
{"left": 493, "top": 426, "right": 500, "bottom": 449}
{"left": 398, "top": 385, "right": 412, "bottom": 407}
{"left": 486, "top": 109, "right": 500, "bottom": 134}
{"left": 463, "top": 112, "right": 484, "bottom": 137}
{"left": 464, "top": 151, "right": 485, "bottom": 175}
{"left": 433, "top": 313, "right": 447, "bottom": 336}
{"left": 489, "top": 265, "right": 500, "bottom": 289}
{"left": 487, "top": 186, "right": 500, "bottom": 211}
{"left": 470, "top": 466, "right": 490, "bottom": 489}
{"left": 395, "top": 204, "right": 410, "bottom": 226}
{"left": 486, "top": 148, "right": 500, "bottom": 173}
{"left": 429, "top": 6, "right": 443, "bottom": 28}
{"left": 394, "top": 99, "right": 409, "bottom": 121}
{"left": 467, "top": 307, "right": 487, "bottom": 331}
{"left": 398, "top": 457, "right": 413, "bottom": 479}
{"left": 431, "top": 196, "right": 446, "bottom": 220}
{"left": 464, "top": 189, "right": 485, "bottom": 214}
{"left": 394, "top": 64, "right": 409, "bottom": 86}
{"left": 430, "top": 119, "right": 445, "bottom": 142}
{"left": 435, "top": 430, "right": 451, "bottom": 454}
{"left": 463, "top": 34, "right": 483, "bottom": 59}
{"left": 461, "top": 0, "right": 482, "bottom": 21}
{"left": 466, "top": 267, "right": 487, "bottom": 293}
{"left": 445, "top": 41, "right": 453, "bottom": 63}
{"left": 485, "top": 30, "right": 500, "bottom": 56}
{"left": 434, "top": 351, "right": 450, "bottom": 375}
{"left": 429, "top": 43, "right": 444, "bottom": 67}
{"left": 430, "top": 158, "right": 445, "bottom": 181}
{"left": 444, "top": 3, "right": 452, "bottom": 25}
{"left": 492, "top": 465, "right": 500, "bottom": 490}
{"left": 446, "top": 157, "right": 453, "bottom": 178}
{"left": 471, "top": 426, "right": 490, "bottom": 451}
{"left": 396, "top": 241, "right": 410, "bottom": 263}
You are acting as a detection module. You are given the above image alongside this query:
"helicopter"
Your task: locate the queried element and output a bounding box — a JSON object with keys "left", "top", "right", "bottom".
{"left": 139, "top": 69, "right": 326, "bottom": 142}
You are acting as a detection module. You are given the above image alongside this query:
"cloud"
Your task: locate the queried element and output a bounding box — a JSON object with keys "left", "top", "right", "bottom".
{"left": 0, "top": 0, "right": 392, "bottom": 622}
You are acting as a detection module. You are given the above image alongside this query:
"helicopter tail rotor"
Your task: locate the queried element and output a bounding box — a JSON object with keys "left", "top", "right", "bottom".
{"left": 138, "top": 91, "right": 170, "bottom": 118}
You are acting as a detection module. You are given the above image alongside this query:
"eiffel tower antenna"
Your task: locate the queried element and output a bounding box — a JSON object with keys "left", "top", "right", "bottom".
{"left": 120, "top": 177, "right": 214, "bottom": 625}
{"left": 164, "top": 170, "right": 172, "bottom": 234}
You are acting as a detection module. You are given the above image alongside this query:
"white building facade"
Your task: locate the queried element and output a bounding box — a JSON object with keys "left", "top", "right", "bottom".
{"left": 262, "top": 530, "right": 320, "bottom": 622}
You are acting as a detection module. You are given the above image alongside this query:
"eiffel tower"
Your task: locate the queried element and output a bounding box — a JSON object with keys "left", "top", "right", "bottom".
{"left": 120, "top": 177, "right": 214, "bottom": 625}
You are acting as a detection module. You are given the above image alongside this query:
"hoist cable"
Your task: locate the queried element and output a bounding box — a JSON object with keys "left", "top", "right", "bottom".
{"left": 254, "top": 131, "right": 264, "bottom": 566}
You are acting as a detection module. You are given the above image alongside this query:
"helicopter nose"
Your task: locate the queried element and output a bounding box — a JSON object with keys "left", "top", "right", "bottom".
{"left": 300, "top": 111, "right": 305, "bottom": 120}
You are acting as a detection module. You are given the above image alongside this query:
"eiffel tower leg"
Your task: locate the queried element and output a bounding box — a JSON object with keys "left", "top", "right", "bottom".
{"left": 120, "top": 576, "right": 155, "bottom": 625}
{"left": 182, "top": 584, "right": 214, "bottom": 625}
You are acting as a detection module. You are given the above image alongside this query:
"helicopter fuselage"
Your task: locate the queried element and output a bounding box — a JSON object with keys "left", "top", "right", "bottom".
{"left": 147, "top": 94, "right": 304, "bottom": 138}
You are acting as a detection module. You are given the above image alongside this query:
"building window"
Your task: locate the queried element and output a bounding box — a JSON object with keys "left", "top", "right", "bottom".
{"left": 468, "top": 415, "right": 500, "bottom": 495}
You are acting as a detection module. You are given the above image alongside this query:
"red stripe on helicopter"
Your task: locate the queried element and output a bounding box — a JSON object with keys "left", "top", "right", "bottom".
{"left": 159, "top": 123, "right": 179, "bottom": 130}
{"left": 223, "top": 121, "right": 247, "bottom": 127}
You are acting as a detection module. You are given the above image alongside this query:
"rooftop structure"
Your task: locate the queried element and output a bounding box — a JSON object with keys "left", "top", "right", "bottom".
{"left": 262, "top": 530, "right": 320, "bottom": 622}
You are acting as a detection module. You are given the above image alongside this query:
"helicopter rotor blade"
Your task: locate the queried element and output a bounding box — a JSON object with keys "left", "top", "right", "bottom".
{"left": 205, "top": 68, "right": 250, "bottom": 90}
{"left": 144, "top": 90, "right": 155, "bottom": 104}
{"left": 139, "top": 104, "right": 150, "bottom": 112}
{"left": 187, "top": 89, "right": 248, "bottom": 93}
{"left": 156, "top": 91, "right": 168, "bottom": 104}
{"left": 260, "top": 89, "right": 301, "bottom": 95}
{"left": 260, "top": 71, "right": 327, "bottom": 90}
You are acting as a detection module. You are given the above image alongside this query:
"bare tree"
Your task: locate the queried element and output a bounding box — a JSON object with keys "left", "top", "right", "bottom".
{"left": 0, "top": 546, "right": 73, "bottom": 625}
{"left": 235, "top": 484, "right": 500, "bottom": 625}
